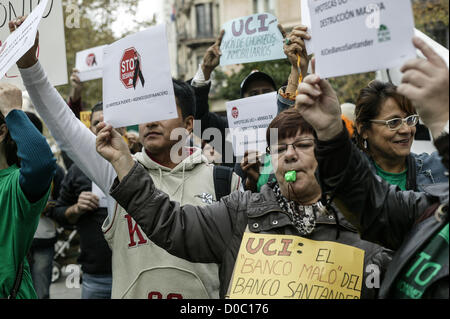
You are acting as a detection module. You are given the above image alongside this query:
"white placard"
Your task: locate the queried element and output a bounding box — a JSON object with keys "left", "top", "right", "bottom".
{"left": 307, "top": 0, "right": 416, "bottom": 78}
{"left": 75, "top": 45, "right": 107, "bottom": 82}
{"left": 0, "top": 0, "right": 48, "bottom": 80}
{"left": 226, "top": 92, "right": 277, "bottom": 157}
{"left": 0, "top": 0, "right": 68, "bottom": 89}
{"left": 91, "top": 182, "right": 107, "bottom": 208}
{"left": 220, "top": 13, "right": 285, "bottom": 66}
{"left": 301, "top": 0, "right": 314, "bottom": 54}
{"left": 103, "top": 24, "right": 177, "bottom": 128}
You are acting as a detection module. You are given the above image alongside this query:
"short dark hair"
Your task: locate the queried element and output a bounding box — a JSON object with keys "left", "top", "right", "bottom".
{"left": 0, "top": 113, "right": 19, "bottom": 166}
{"left": 266, "top": 109, "right": 315, "bottom": 147}
{"left": 90, "top": 102, "right": 103, "bottom": 122}
{"left": 173, "top": 79, "right": 195, "bottom": 119}
{"left": 354, "top": 80, "right": 415, "bottom": 152}
{"left": 25, "top": 112, "right": 43, "bottom": 134}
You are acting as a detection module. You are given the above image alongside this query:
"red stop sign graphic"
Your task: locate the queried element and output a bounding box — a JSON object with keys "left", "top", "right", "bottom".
{"left": 120, "top": 47, "right": 143, "bottom": 89}
{"left": 232, "top": 107, "right": 239, "bottom": 119}
{"left": 86, "top": 53, "right": 97, "bottom": 67}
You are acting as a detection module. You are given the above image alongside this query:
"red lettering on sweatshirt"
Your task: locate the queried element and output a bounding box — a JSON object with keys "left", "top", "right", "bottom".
{"left": 124, "top": 214, "right": 148, "bottom": 247}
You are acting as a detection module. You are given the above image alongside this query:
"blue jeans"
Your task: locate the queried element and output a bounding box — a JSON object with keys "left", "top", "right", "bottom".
{"left": 29, "top": 245, "right": 54, "bottom": 299}
{"left": 81, "top": 273, "right": 112, "bottom": 299}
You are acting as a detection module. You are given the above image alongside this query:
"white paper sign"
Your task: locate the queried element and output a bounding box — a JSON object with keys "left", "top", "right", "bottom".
{"left": 91, "top": 182, "right": 107, "bottom": 208}
{"left": 0, "top": 0, "right": 48, "bottom": 80}
{"left": 0, "top": 0, "right": 68, "bottom": 89}
{"left": 226, "top": 92, "right": 277, "bottom": 157}
{"left": 220, "top": 13, "right": 285, "bottom": 66}
{"left": 301, "top": 0, "right": 314, "bottom": 54}
{"left": 75, "top": 45, "right": 107, "bottom": 82}
{"left": 307, "top": 0, "right": 416, "bottom": 78}
{"left": 103, "top": 24, "right": 177, "bottom": 128}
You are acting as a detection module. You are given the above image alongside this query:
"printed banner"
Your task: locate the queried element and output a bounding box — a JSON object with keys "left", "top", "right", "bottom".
{"left": 226, "top": 92, "right": 277, "bottom": 157}
{"left": 220, "top": 13, "right": 285, "bottom": 66}
{"left": 306, "top": 0, "right": 416, "bottom": 78}
{"left": 103, "top": 24, "right": 177, "bottom": 128}
{"left": 75, "top": 45, "right": 106, "bottom": 82}
{"left": 229, "top": 232, "right": 365, "bottom": 299}
{"left": 0, "top": 0, "right": 68, "bottom": 89}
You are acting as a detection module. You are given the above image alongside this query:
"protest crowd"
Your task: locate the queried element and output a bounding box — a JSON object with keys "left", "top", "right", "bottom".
{"left": 0, "top": 1, "right": 448, "bottom": 302}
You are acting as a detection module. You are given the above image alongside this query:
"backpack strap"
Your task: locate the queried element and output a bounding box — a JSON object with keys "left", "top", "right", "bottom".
{"left": 8, "top": 261, "right": 24, "bottom": 299}
{"left": 213, "top": 165, "right": 234, "bottom": 201}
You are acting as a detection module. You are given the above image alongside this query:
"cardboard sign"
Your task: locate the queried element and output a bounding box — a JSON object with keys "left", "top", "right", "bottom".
{"left": 75, "top": 45, "right": 106, "bottom": 82}
{"left": 0, "top": 0, "right": 68, "bottom": 89}
{"left": 80, "top": 110, "right": 92, "bottom": 128}
{"left": 306, "top": 0, "right": 416, "bottom": 78}
{"left": 220, "top": 13, "right": 285, "bottom": 66}
{"left": 103, "top": 24, "right": 177, "bottom": 128}
{"left": 0, "top": 0, "right": 48, "bottom": 80}
{"left": 229, "top": 233, "right": 365, "bottom": 299}
{"left": 226, "top": 92, "right": 277, "bottom": 157}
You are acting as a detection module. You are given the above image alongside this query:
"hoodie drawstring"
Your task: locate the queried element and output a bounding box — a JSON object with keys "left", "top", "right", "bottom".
{"left": 180, "top": 162, "right": 186, "bottom": 204}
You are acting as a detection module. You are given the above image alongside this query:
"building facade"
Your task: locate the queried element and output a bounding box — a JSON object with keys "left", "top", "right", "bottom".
{"left": 173, "top": 0, "right": 221, "bottom": 80}
{"left": 172, "top": 0, "right": 301, "bottom": 81}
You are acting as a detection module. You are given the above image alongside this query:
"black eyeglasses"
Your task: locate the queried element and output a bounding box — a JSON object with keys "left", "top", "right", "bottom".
{"left": 267, "top": 138, "right": 315, "bottom": 155}
{"left": 370, "top": 114, "right": 419, "bottom": 131}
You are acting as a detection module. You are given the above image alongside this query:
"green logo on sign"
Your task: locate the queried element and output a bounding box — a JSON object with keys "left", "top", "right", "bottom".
{"left": 378, "top": 24, "right": 391, "bottom": 43}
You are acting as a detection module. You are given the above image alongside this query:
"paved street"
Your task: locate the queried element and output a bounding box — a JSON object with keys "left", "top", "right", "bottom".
{"left": 49, "top": 264, "right": 82, "bottom": 299}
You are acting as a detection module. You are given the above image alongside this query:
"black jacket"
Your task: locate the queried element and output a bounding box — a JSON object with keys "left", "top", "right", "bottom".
{"left": 315, "top": 128, "right": 449, "bottom": 299}
{"left": 49, "top": 164, "right": 112, "bottom": 275}
{"left": 109, "top": 162, "right": 392, "bottom": 299}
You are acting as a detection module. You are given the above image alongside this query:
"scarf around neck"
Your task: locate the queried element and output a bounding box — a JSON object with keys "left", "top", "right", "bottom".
{"left": 271, "top": 182, "right": 321, "bottom": 236}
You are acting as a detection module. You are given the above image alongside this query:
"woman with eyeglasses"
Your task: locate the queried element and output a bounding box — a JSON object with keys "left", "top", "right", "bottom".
{"left": 354, "top": 80, "right": 447, "bottom": 191}
{"left": 94, "top": 108, "right": 393, "bottom": 299}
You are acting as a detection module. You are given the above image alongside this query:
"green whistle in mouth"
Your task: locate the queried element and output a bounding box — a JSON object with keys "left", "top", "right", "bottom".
{"left": 285, "top": 171, "right": 297, "bottom": 183}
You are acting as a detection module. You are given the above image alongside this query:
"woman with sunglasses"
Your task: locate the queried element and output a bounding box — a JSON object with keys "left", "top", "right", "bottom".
{"left": 354, "top": 80, "right": 447, "bottom": 191}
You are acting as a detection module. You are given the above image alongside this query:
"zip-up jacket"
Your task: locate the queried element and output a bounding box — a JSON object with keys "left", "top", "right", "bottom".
{"left": 108, "top": 162, "right": 393, "bottom": 299}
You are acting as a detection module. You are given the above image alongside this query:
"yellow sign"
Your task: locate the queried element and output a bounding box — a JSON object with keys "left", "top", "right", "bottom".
{"left": 229, "top": 233, "right": 365, "bottom": 299}
{"left": 80, "top": 111, "right": 92, "bottom": 128}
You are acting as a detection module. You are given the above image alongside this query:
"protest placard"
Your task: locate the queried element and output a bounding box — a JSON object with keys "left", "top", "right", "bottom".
{"left": 75, "top": 45, "right": 106, "bottom": 82}
{"left": 306, "top": 0, "right": 416, "bottom": 78}
{"left": 80, "top": 110, "right": 92, "bottom": 128}
{"left": 226, "top": 92, "right": 277, "bottom": 157}
{"left": 91, "top": 182, "right": 108, "bottom": 208}
{"left": 102, "top": 24, "right": 177, "bottom": 128}
{"left": 0, "top": 0, "right": 68, "bottom": 89}
{"left": 229, "top": 232, "right": 365, "bottom": 299}
{"left": 301, "top": 0, "right": 313, "bottom": 54}
{"left": 0, "top": 0, "right": 48, "bottom": 80}
{"left": 220, "top": 13, "right": 285, "bottom": 66}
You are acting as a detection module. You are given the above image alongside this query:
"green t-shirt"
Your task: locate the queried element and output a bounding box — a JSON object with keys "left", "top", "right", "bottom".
{"left": 393, "top": 223, "right": 449, "bottom": 299}
{"left": 374, "top": 162, "right": 408, "bottom": 191}
{"left": 256, "top": 154, "right": 277, "bottom": 192}
{"left": 0, "top": 165, "right": 50, "bottom": 299}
